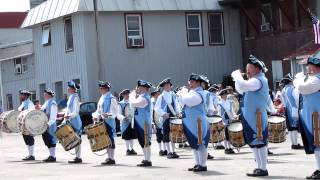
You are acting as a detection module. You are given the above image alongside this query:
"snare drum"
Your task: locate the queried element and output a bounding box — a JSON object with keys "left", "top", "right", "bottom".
{"left": 228, "top": 122, "right": 246, "bottom": 148}
{"left": 18, "top": 110, "right": 48, "bottom": 136}
{"left": 84, "top": 122, "right": 111, "bottom": 152}
{"left": 170, "top": 118, "right": 187, "bottom": 143}
{"left": 207, "top": 115, "right": 225, "bottom": 143}
{"left": 0, "top": 110, "right": 20, "bottom": 133}
{"left": 268, "top": 115, "right": 287, "bottom": 143}
{"left": 56, "top": 123, "right": 81, "bottom": 151}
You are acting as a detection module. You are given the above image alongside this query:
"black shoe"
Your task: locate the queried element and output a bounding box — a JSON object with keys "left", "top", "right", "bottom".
{"left": 22, "top": 155, "right": 35, "bottom": 161}
{"left": 101, "top": 158, "right": 116, "bottom": 165}
{"left": 159, "top": 150, "right": 165, "bottom": 156}
{"left": 307, "top": 170, "right": 320, "bottom": 179}
{"left": 291, "top": 144, "right": 304, "bottom": 150}
{"left": 68, "top": 158, "right": 82, "bottom": 164}
{"left": 268, "top": 150, "right": 273, "bottom": 155}
{"left": 163, "top": 150, "right": 168, "bottom": 156}
{"left": 193, "top": 165, "right": 207, "bottom": 172}
{"left": 225, "top": 149, "right": 235, "bottom": 154}
{"left": 43, "top": 156, "right": 56, "bottom": 163}
{"left": 130, "top": 149, "right": 138, "bottom": 155}
{"left": 207, "top": 153, "right": 214, "bottom": 160}
{"left": 188, "top": 165, "right": 199, "bottom": 171}
{"left": 215, "top": 145, "right": 225, "bottom": 150}
{"left": 137, "top": 160, "right": 152, "bottom": 167}
{"left": 167, "top": 152, "right": 179, "bottom": 159}
{"left": 126, "top": 150, "right": 131, "bottom": 155}
{"left": 247, "top": 169, "right": 269, "bottom": 177}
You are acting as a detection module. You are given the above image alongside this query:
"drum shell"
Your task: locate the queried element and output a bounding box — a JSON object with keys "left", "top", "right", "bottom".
{"left": 0, "top": 110, "right": 20, "bottom": 133}
{"left": 208, "top": 116, "right": 225, "bottom": 143}
{"left": 268, "top": 116, "right": 287, "bottom": 143}
{"left": 84, "top": 122, "right": 111, "bottom": 152}
{"left": 170, "top": 119, "right": 187, "bottom": 143}
{"left": 56, "top": 124, "right": 81, "bottom": 151}
{"left": 228, "top": 122, "right": 246, "bottom": 148}
{"left": 18, "top": 110, "right": 48, "bottom": 136}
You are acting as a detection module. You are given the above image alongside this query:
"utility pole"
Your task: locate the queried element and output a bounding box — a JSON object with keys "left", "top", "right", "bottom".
{"left": 93, "top": 0, "right": 102, "bottom": 80}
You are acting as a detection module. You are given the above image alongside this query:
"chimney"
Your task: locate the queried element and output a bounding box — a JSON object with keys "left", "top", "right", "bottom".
{"left": 29, "top": 0, "right": 47, "bottom": 9}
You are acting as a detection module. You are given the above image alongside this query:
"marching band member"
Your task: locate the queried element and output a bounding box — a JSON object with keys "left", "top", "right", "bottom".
{"left": 232, "top": 55, "right": 269, "bottom": 177}
{"left": 200, "top": 76, "right": 214, "bottom": 160}
{"left": 129, "top": 80, "right": 153, "bottom": 167}
{"left": 18, "top": 90, "right": 36, "bottom": 161}
{"left": 64, "top": 80, "right": 82, "bottom": 164}
{"left": 41, "top": 88, "right": 58, "bottom": 162}
{"left": 293, "top": 57, "right": 320, "bottom": 179}
{"left": 92, "top": 81, "right": 119, "bottom": 165}
{"left": 179, "top": 74, "right": 210, "bottom": 172}
{"left": 218, "top": 89, "right": 236, "bottom": 154}
{"left": 280, "top": 74, "right": 303, "bottom": 150}
{"left": 154, "top": 78, "right": 181, "bottom": 159}
{"left": 117, "top": 89, "right": 138, "bottom": 156}
{"left": 151, "top": 88, "right": 168, "bottom": 156}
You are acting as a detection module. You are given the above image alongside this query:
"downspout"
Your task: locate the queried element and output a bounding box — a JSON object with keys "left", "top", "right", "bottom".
{"left": 0, "top": 62, "right": 4, "bottom": 111}
{"left": 93, "top": 0, "right": 102, "bottom": 80}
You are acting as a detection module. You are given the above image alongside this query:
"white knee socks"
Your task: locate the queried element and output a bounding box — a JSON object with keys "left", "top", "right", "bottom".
{"left": 290, "top": 131, "right": 298, "bottom": 145}
{"left": 165, "top": 143, "right": 171, "bottom": 153}
{"left": 125, "top": 140, "right": 130, "bottom": 150}
{"left": 252, "top": 148, "right": 260, "bottom": 169}
{"left": 28, "top": 145, "right": 34, "bottom": 156}
{"left": 171, "top": 142, "right": 175, "bottom": 153}
{"left": 193, "top": 150, "right": 200, "bottom": 165}
{"left": 75, "top": 145, "right": 81, "bottom": 158}
{"left": 315, "top": 148, "right": 320, "bottom": 170}
{"left": 129, "top": 140, "right": 134, "bottom": 150}
{"left": 143, "top": 147, "right": 151, "bottom": 161}
{"left": 49, "top": 147, "right": 56, "bottom": 158}
{"left": 258, "top": 147, "right": 268, "bottom": 170}
{"left": 108, "top": 148, "right": 115, "bottom": 160}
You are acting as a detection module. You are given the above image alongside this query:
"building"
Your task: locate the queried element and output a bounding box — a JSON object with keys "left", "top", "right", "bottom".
{"left": 30, "top": 0, "right": 47, "bottom": 9}
{"left": 22, "top": 0, "right": 243, "bottom": 103}
{"left": 0, "top": 12, "right": 35, "bottom": 111}
{"left": 219, "top": 0, "right": 319, "bottom": 89}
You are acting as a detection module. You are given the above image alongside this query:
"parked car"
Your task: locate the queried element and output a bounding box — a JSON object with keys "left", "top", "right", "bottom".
{"left": 57, "top": 101, "right": 121, "bottom": 135}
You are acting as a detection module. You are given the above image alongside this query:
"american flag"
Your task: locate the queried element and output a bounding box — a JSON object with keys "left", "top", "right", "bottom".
{"left": 311, "top": 11, "right": 320, "bottom": 44}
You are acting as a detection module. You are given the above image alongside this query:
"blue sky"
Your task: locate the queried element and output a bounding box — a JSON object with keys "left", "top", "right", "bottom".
{"left": 0, "top": 0, "right": 30, "bottom": 12}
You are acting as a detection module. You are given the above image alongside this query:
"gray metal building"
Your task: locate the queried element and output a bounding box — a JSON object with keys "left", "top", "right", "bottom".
{"left": 22, "top": 0, "right": 243, "bottom": 103}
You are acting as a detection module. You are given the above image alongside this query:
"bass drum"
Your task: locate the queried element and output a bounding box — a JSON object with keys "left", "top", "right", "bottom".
{"left": 18, "top": 110, "right": 48, "bottom": 136}
{"left": 170, "top": 118, "right": 187, "bottom": 143}
{"left": 207, "top": 115, "right": 225, "bottom": 143}
{"left": 0, "top": 110, "right": 20, "bottom": 133}
{"left": 268, "top": 115, "right": 287, "bottom": 143}
{"left": 228, "top": 122, "right": 246, "bottom": 148}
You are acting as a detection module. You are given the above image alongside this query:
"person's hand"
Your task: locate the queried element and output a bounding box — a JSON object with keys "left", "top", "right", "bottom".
{"left": 231, "top": 69, "right": 242, "bottom": 80}
{"left": 64, "top": 115, "right": 70, "bottom": 120}
{"left": 295, "top": 72, "right": 305, "bottom": 79}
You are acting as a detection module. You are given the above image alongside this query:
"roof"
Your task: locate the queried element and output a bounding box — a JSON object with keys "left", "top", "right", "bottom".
{"left": 283, "top": 41, "right": 320, "bottom": 64}
{"left": 0, "top": 40, "right": 33, "bottom": 61}
{"left": 0, "top": 12, "right": 27, "bottom": 28}
{"left": 22, "top": 0, "right": 222, "bottom": 28}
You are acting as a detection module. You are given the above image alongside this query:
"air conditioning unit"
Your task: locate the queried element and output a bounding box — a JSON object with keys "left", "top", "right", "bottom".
{"left": 15, "top": 64, "right": 22, "bottom": 74}
{"left": 128, "top": 36, "right": 143, "bottom": 47}
{"left": 260, "top": 23, "right": 271, "bottom": 32}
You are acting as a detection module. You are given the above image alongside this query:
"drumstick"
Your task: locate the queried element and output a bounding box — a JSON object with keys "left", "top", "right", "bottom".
{"left": 314, "top": 112, "right": 320, "bottom": 146}
{"left": 256, "top": 109, "right": 263, "bottom": 142}
{"left": 197, "top": 117, "right": 202, "bottom": 145}
{"left": 144, "top": 122, "right": 149, "bottom": 148}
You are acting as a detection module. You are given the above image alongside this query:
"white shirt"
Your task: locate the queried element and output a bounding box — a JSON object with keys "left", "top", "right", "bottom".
{"left": 179, "top": 87, "right": 203, "bottom": 107}
{"left": 66, "top": 94, "right": 80, "bottom": 119}
{"left": 41, "top": 99, "right": 57, "bottom": 126}
{"left": 294, "top": 74, "right": 320, "bottom": 95}
{"left": 94, "top": 92, "right": 118, "bottom": 119}
{"left": 116, "top": 99, "right": 129, "bottom": 121}
{"left": 18, "top": 99, "right": 35, "bottom": 111}
{"left": 281, "top": 86, "right": 299, "bottom": 107}
{"left": 232, "top": 70, "right": 262, "bottom": 94}
{"left": 154, "top": 91, "right": 181, "bottom": 116}
{"left": 219, "top": 99, "right": 235, "bottom": 119}
{"left": 129, "top": 93, "right": 148, "bottom": 108}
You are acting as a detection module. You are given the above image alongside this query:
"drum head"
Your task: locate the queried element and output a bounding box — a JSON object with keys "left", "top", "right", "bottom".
{"left": 207, "top": 115, "right": 222, "bottom": 124}
{"left": 228, "top": 122, "right": 243, "bottom": 132}
{"left": 170, "top": 119, "right": 182, "bottom": 124}
{"left": 268, "top": 116, "right": 285, "bottom": 123}
{"left": 6, "top": 110, "right": 20, "bottom": 133}
{"left": 25, "top": 110, "right": 48, "bottom": 135}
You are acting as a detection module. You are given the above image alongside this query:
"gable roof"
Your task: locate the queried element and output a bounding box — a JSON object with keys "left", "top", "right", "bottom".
{"left": 22, "top": 0, "right": 222, "bottom": 28}
{"left": 0, "top": 12, "right": 27, "bottom": 28}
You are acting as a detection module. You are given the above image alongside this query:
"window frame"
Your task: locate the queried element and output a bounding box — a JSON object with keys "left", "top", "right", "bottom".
{"left": 185, "top": 12, "right": 204, "bottom": 46}
{"left": 14, "top": 57, "right": 28, "bottom": 75}
{"left": 6, "top": 94, "right": 13, "bottom": 110}
{"left": 207, "top": 12, "right": 225, "bottom": 46}
{"left": 42, "top": 24, "right": 51, "bottom": 46}
{"left": 64, "top": 17, "right": 74, "bottom": 52}
{"left": 124, "top": 13, "right": 144, "bottom": 49}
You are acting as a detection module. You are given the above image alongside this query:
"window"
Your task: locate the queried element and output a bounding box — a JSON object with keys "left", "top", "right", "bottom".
{"left": 80, "top": 102, "right": 97, "bottom": 113}
{"left": 125, "top": 14, "right": 144, "bottom": 48}
{"left": 30, "top": 91, "right": 36, "bottom": 102}
{"left": 54, "top": 81, "right": 63, "bottom": 101}
{"left": 64, "top": 17, "right": 74, "bottom": 52}
{"left": 14, "top": 57, "right": 27, "bottom": 75}
{"left": 6, "top": 94, "right": 13, "bottom": 110}
{"left": 39, "top": 84, "right": 46, "bottom": 104}
{"left": 186, "top": 13, "right": 203, "bottom": 46}
{"left": 42, "top": 24, "right": 51, "bottom": 46}
{"left": 208, "top": 12, "right": 225, "bottom": 45}
{"left": 260, "top": 3, "right": 272, "bottom": 32}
